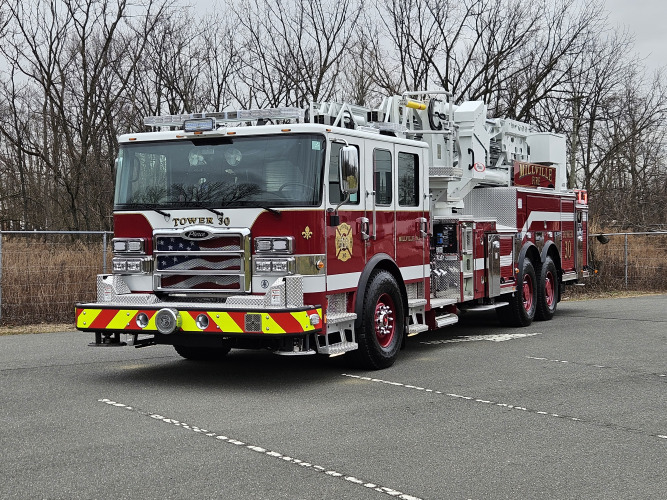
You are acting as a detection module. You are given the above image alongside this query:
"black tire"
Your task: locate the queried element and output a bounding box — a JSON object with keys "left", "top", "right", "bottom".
{"left": 352, "top": 270, "right": 405, "bottom": 369}
{"left": 497, "top": 258, "right": 537, "bottom": 327}
{"left": 536, "top": 256, "right": 558, "bottom": 321}
{"left": 174, "top": 344, "right": 231, "bottom": 361}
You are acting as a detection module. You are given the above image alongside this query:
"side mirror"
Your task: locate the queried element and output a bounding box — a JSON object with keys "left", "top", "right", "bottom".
{"left": 339, "top": 145, "right": 359, "bottom": 196}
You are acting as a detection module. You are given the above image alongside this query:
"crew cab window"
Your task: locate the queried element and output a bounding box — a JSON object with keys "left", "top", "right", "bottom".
{"left": 374, "top": 148, "right": 392, "bottom": 205}
{"left": 398, "top": 152, "right": 419, "bottom": 207}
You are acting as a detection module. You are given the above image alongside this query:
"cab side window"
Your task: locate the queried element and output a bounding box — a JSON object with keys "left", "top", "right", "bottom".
{"left": 329, "top": 142, "right": 359, "bottom": 205}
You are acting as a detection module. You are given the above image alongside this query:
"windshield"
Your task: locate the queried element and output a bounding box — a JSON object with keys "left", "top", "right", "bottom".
{"left": 114, "top": 134, "right": 326, "bottom": 209}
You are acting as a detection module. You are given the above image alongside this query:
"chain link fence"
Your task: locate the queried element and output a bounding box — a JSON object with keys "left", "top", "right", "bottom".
{"left": 586, "top": 231, "right": 667, "bottom": 292}
{"left": 0, "top": 230, "right": 665, "bottom": 326}
{"left": 0, "top": 231, "right": 112, "bottom": 325}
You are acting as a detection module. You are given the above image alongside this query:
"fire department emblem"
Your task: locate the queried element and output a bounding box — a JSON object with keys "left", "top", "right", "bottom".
{"left": 302, "top": 226, "right": 312, "bottom": 239}
{"left": 335, "top": 222, "right": 353, "bottom": 262}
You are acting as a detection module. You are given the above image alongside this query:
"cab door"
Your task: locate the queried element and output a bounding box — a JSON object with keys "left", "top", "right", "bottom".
{"left": 363, "top": 142, "right": 428, "bottom": 287}
{"left": 325, "top": 138, "right": 367, "bottom": 294}
{"left": 363, "top": 144, "right": 395, "bottom": 261}
{"left": 394, "top": 146, "right": 428, "bottom": 291}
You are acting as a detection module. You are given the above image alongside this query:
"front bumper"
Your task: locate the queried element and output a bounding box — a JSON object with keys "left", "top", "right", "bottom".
{"left": 75, "top": 303, "right": 322, "bottom": 336}
{"left": 76, "top": 274, "right": 322, "bottom": 338}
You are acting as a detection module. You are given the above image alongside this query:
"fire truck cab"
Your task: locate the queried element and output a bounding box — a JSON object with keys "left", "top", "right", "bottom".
{"left": 76, "top": 91, "right": 588, "bottom": 369}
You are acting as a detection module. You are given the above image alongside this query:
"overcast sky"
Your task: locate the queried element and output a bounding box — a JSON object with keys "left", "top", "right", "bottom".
{"left": 602, "top": 0, "right": 667, "bottom": 73}
{"left": 194, "top": 0, "right": 665, "bottom": 74}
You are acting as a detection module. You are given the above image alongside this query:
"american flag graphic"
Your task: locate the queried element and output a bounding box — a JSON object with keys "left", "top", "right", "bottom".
{"left": 155, "top": 235, "right": 241, "bottom": 252}
{"left": 154, "top": 235, "right": 244, "bottom": 291}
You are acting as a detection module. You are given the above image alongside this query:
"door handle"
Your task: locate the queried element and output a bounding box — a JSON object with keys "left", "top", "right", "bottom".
{"left": 417, "top": 217, "right": 428, "bottom": 238}
{"left": 358, "top": 217, "right": 370, "bottom": 241}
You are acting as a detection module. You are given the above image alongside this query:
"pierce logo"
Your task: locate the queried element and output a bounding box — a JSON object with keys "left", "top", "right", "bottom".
{"left": 184, "top": 230, "right": 210, "bottom": 240}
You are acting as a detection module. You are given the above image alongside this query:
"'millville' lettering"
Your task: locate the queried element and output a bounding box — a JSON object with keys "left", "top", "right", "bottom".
{"left": 518, "top": 162, "right": 555, "bottom": 183}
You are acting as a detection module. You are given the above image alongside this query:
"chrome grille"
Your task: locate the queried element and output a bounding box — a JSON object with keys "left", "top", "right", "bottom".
{"left": 154, "top": 229, "right": 250, "bottom": 293}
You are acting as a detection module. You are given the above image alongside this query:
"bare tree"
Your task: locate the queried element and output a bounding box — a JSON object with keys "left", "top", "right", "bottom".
{"left": 0, "top": 0, "right": 169, "bottom": 230}
{"left": 233, "top": 0, "right": 363, "bottom": 107}
{"left": 0, "top": 0, "right": 665, "bottom": 233}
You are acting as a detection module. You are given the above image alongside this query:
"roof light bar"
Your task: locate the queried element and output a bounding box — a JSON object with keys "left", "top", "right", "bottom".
{"left": 144, "top": 107, "right": 305, "bottom": 129}
{"left": 184, "top": 118, "right": 216, "bottom": 132}
{"left": 368, "top": 121, "right": 407, "bottom": 134}
{"left": 237, "top": 107, "right": 304, "bottom": 121}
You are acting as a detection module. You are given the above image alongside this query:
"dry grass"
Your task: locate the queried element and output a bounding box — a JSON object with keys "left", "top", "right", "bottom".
{"left": 0, "top": 323, "right": 75, "bottom": 335}
{"left": 585, "top": 231, "right": 667, "bottom": 293}
{"left": 1, "top": 235, "right": 108, "bottom": 326}
{"left": 0, "top": 232, "right": 665, "bottom": 333}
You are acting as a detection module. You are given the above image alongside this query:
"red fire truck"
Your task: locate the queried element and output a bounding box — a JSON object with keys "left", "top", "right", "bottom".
{"left": 75, "top": 91, "right": 589, "bottom": 369}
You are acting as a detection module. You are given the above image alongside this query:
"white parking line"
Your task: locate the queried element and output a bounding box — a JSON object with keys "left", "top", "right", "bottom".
{"left": 98, "top": 398, "right": 423, "bottom": 500}
{"left": 526, "top": 356, "right": 667, "bottom": 378}
{"left": 342, "top": 374, "right": 667, "bottom": 442}
{"left": 420, "top": 332, "right": 542, "bottom": 345}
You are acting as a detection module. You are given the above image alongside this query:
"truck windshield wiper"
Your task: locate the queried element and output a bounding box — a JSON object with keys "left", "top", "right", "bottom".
{"left": 247, "top": 202, "right": 281, "bottom": 216}
{"left": 194, "top": 204, "right": 225, "bottom": 218}
{"left": 118, "top": 203, "right": 171, "bottom": 218}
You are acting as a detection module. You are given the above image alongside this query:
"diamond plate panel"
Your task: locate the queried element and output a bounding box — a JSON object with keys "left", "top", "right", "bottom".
{"left": 431, "top": 255, "right": 460, "bottom": 299}
{"left": 430, "top": 166, "right": 463, "bottom": 178}
{"left": 263, "top": 281, "right": 285, "bottom": 307}
{"left": 405, "top": 282, "right": 424, "bottom": 300}
{"left": 96, "top": 275, "right": 159, "bottom": 304}
{"left": 326, "top": 293, "right": 347, "bottom": 314}
{"left": 463, "top": 187, "right": 517, "bottom": 228}
{"left": 284, "top": 276, "right": 304, "bottom": 308}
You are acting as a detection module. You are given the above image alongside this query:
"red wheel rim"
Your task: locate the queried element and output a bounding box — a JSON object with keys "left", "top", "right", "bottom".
{"left": 544, "top": 270, "right": 555, "bottom": 307}
{"left": 522, "top": 274, "right": 534, "bottom": 312}
{"left": 374, "top": 293, "right": 395, "bottom": 348}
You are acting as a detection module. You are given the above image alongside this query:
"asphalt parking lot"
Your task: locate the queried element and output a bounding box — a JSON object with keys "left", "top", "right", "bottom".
{"left": 1, "top": 294, "right": 665, "bottom": 499}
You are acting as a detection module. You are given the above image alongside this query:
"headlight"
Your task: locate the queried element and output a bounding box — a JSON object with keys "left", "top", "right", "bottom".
{"left": 254, "top": 237, "right": 294, "bottom": 254}
{"left": 113, "top": 238, "right": 145, "bottom": 254}
{"left": 113, "top": 259, "right": 127, "bottom": 272}
{"left": 255, "top": 260, "right": 272, "bottom": 272}
{"left": 112, "top": 257, "right": 152, "bottom": 274}
{"left": 254, "top": 257, "right": 295, "bottom": 275}
{"left": 271, "top": 260, "right": 289, "bottom": 272}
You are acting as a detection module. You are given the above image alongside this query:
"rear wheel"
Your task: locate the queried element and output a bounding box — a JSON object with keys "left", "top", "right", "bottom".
{"left": 536, "top": 256, "right": 558, "bottom": 321}
{"left": 498, "top": 258, "right": 537, "bottom": 327}
{"left": 174, "top": 344, "right": 231, "bottom": 361}
{"left": 353, "top": 270, "right": 405, "bottom": 369}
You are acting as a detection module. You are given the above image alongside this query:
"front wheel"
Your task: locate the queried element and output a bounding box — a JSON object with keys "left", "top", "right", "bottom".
{"left": 497, "top": 258, "right": 537, "bottom": 327}
{"left": 174, "top": 344, "right": 231, "bottom": 361}
{"left": 352, "top": 270, "right": 405, "bottom": 369}
{"left": 536, "top": 256, "right": 559, "bottom": 321}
